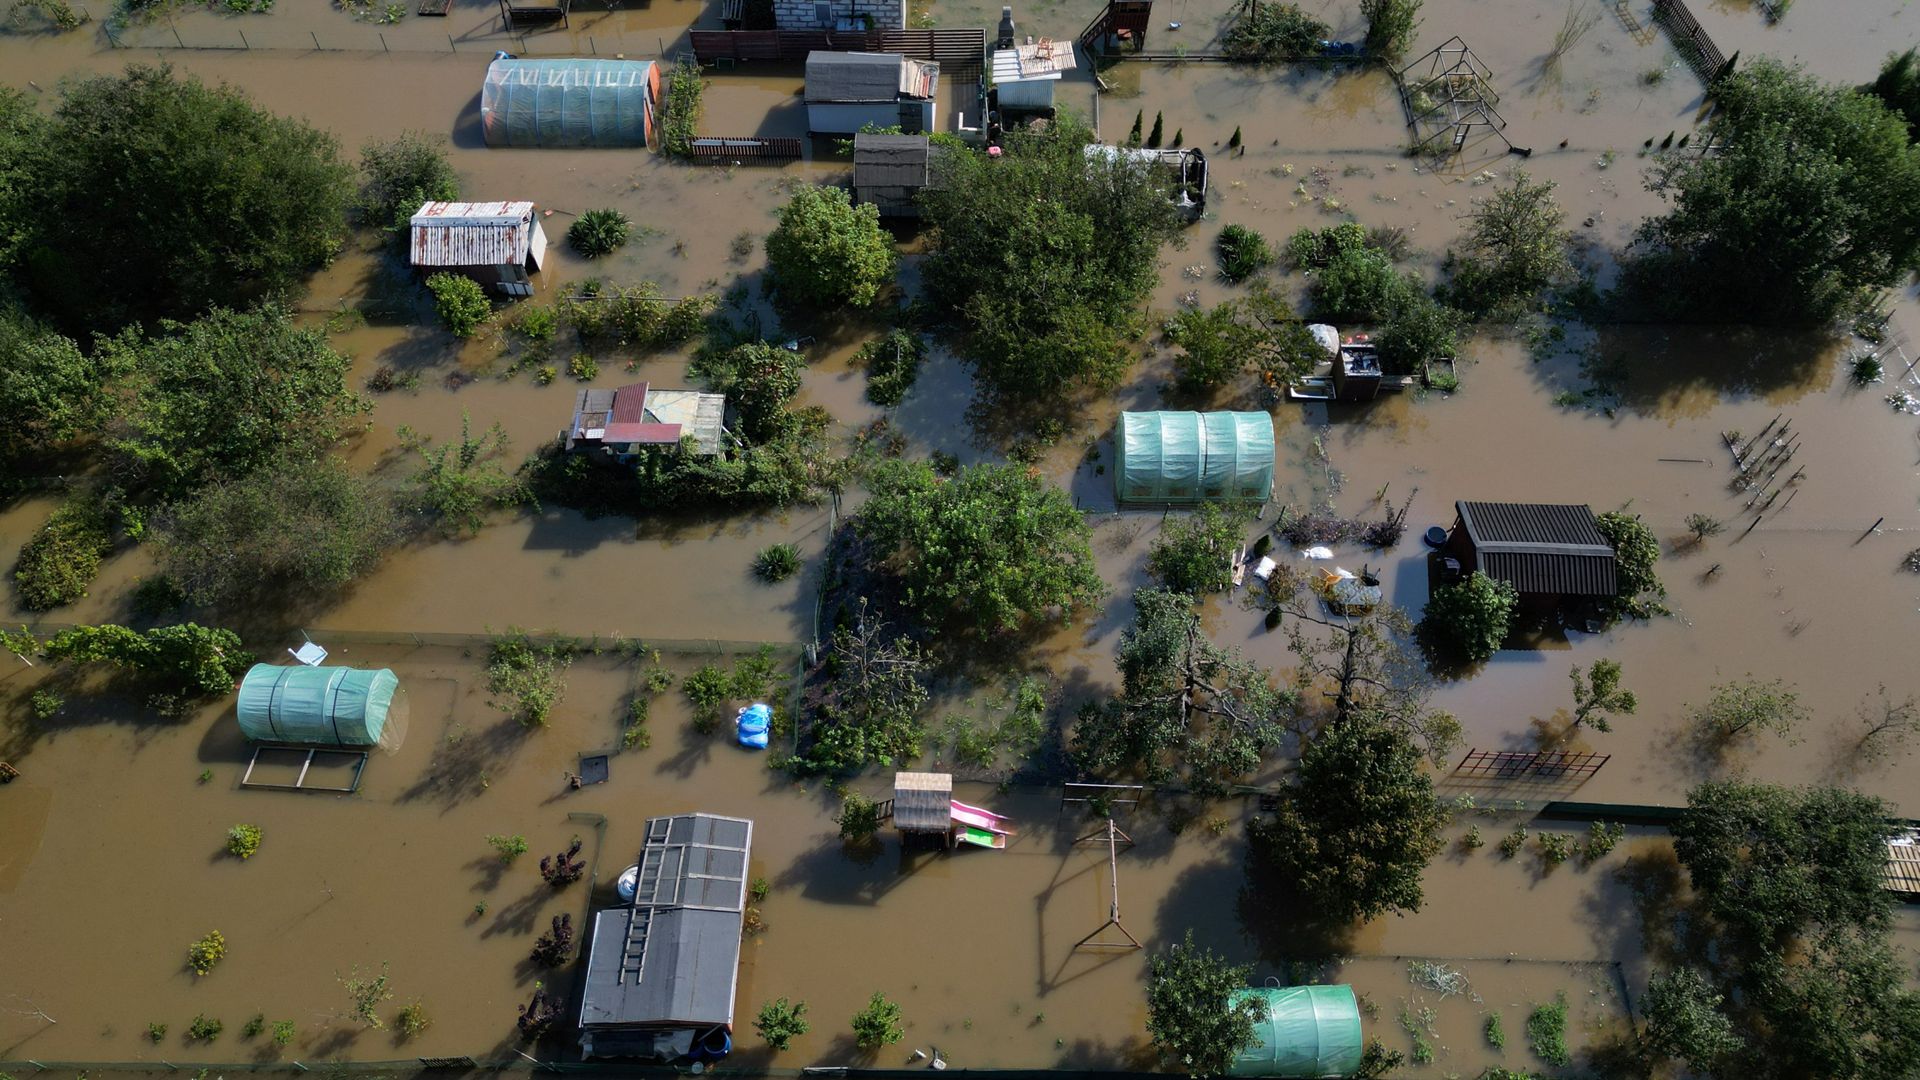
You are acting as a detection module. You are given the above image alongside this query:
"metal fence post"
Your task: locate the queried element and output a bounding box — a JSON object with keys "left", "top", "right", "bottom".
{"left": 171, "top": 23, "right": 184, "bottom": 47}
{"left": 238, "top": 28, "right": 248, "bottom": 48}
{"left": 380, "top": 31, "right": 388, "bottom": 52}
{"left": 449, "top": 32, "right": 457, "bottom": 51}
{"left": 311, "top": 29, "right": 320, "bottom": 49}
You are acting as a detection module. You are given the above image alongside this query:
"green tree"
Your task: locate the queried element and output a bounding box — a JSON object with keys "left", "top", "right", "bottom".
{"left": 43, "top": 623, "right": 251, "bottom": 703}
{"left": 755, "top": 998, "right": 810, "bottom": 1050}
{"left": 1273, "top": 589, "right": 1463, "bottom": 763}
{"left": 1247, "top": 718, "right": 1446, "bottom": 922}
{"left": 486, "top": 630, "right": 572, "bottom": 727}
{"left": 1073, "top": 589, "right": 1293, "bottom": 795}
{"left": 1223, "top": 2, "right": 1331, "bottom": 61}
{"left": 764, "top": 184, "right": 895, "bottom": 310}
{"left": 0, "top": 310, "right": 104, "bottom": 467}
{"left": 0, "top": 87, "right": 48, "bottom": 277}
{"left": 1310, "top": 247, "right": 1416, "bottom": 323}
{"left": 11, "top": 497, "right": 113, "bottom": 612}
{"left": 1594, "top": 510, "right": 1665, "bottom": 617}
{"left": 400, "top": 412, "right": 529, "bottom": 537}
{"left": 152, "top": 457, "right": 400, "bottom": 606}
{"left": 921, "top": 117, "right": 1182, "bottom": 401}
{"left": 849, "top": 992, "right": 903, "bottom": 1049}
{"left": 427, "top": 272, "right": 490, "bottom": 338}
{"left": 1360, "top": 0, "right": 1421, "bottom": 62}
{"left": 101, "top": 304, "right": 365, "bottom": 498}
{"left": 355, "top": 131, "right": 458, "bottom": 236}
{"left": 1568, "top": 658, "right": 1635, "bottom": 732}
{"left": 1865, "top": 47, "right": 1920, "bottom": 140}
{"left": 1628, "top": 59, "right": 1920, "bottom": 324}
{"left": 1440, "top": 171, "right": 1573, "bottom": 318}
{"left": 1145, "top": 930, "right": 1263, "bottom": 1078}
{"left": 1374, "top": 293, "right": 1463, "bottom": 371}
{"left": 688, "top": 341, "right": 805, "bottom": 443}
{"left": 1689, "top": 677, "right": 1808, "bottom": 745}
{"left": 1215, "top": 224, "right": 1274, "bottom": 283}
{"left": 1419, "top": 570, "right": 1517, "bottom": 663}
{"left": 1166, "top": 294, "right": 1325, "bottom": 393}
{"left": 1641, "top": 967, "right": 1742, "bottom": 1074}
{"left": 1147, "top": 505, "right": 1251, "bottom": 595}
{"left": 855, "top": 460, "right": 1104, "bottom": 635}
{"left": 27, "top": 64, "right": 353, "bottom": 331}
{"left": 805, "top": 603, "right": 929, "bottom": 771}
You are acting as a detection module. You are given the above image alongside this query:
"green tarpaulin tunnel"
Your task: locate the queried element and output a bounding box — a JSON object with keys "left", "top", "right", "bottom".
{"left": 235, "top": 664, "right": 399, "bottom": 748}
{"left": 480, "top": 58, "right": 660, "bottom": 148}
{"left": 1115, "top": 411, "right": 1274, "bottom": 504}
{"left": 1228, "top": 985, "right": 1365, "bottom": 1077}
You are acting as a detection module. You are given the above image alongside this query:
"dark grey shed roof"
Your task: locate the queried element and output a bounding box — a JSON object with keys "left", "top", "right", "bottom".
{"left": 854, "top": 133, "right": 931, "bottom": 187}
{"left": 580, "top": 813, "right": 753, "bottom": 1036}
{"left": 806, "top": 51, "right": 907, "bottom": 102}
{"left": 1455, "top": 501, "right": 1618, "bottom": 597}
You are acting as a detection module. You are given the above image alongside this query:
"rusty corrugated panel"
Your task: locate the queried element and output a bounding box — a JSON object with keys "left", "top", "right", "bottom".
{"left": 408, "top": 201, "right": 538, "bottom": 268}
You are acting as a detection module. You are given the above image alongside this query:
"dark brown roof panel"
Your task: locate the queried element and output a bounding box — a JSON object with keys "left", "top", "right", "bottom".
{"left": 1455, "top": 501, "right": 1618, "bottom": 597}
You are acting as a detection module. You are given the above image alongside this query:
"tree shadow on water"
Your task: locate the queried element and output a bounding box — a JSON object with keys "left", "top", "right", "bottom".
{"left": 1574, "top": 323, "right": 1839, "bottom": 420}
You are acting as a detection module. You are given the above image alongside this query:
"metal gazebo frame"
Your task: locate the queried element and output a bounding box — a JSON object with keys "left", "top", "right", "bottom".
{"left": 1396, "top": 37, "right": 1511, "bottom": 157}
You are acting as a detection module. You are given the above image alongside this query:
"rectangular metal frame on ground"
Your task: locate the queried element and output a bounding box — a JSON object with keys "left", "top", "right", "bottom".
{"left": 239, "top": 744, "right": 370, "bottom": 793}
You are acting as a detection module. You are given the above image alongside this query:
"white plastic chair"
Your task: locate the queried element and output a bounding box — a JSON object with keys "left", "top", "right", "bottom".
{"left": 289, "top": 632, "right": 327, "bottom": 667}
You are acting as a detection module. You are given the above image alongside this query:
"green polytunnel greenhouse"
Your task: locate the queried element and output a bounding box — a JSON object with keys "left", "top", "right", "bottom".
{"left": 1228, "top": 985, "right": 1364, "bottom": 1078}
{"left": 236, "top": 664, "right": 399, "bottom": 748}
{"left": 1115, "top": 411, "right": 1274, "bottom": 504}
{"left": 480, "top": 57, "right": 661, "bottom": 148}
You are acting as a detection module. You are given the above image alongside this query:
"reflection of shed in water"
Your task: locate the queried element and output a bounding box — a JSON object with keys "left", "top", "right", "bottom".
{"left": 580, "top": 813, "right": 754, "bottom": 1062}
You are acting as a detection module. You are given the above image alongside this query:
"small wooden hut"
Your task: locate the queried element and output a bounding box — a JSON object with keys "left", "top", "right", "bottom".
{"left": 893, "top": 771, "right": 953, "bottom": 842}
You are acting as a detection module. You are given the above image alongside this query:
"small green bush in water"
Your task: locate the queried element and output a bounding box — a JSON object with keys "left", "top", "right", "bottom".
{"left": 486, "top": 834, "right": 529, "bottom": 862}
{"left": 426, "top": 273, "right": 489, "bottom": 338}
{"left": 226, "top": 823, "right": 263, "bottom": 859}
{"left": 12, "top": 498, "right": 112, "bottom": 612}
{"left": 850, "top": 992, "right": 904, "bottom": 1048}
{"left": 568, "top": 209, "right": 632, "bottom": 257}
{"left": 755, "top": 997, "right": 811, "bottom": 1050}
{"left": 753, "top": 543, "right": 802, "bottom": 582}
{"left": 187, "top": 930, "right": 226, "bottom": 975}
{"left": 836, "top": 790, "right": 883, "bottom": 841}
{"left": 186, "top": 1014, "right": 223, "bottom": 1041}
{"left": 1215, "top": 224, "right": 1274, "bottom": 283}
{"left": 1526, "top": 995, "right": 1570, "bottom": 1066}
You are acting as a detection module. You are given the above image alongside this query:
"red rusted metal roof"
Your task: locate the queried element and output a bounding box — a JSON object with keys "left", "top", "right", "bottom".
{"left": 609, "top": 383, "right": 650, "bottom": 423}
{"left": 409, "top": 201, "right": 540, "bottom": 267}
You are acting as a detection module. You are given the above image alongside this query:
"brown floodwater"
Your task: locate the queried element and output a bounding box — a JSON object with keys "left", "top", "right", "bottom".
{"left": 5, "top": 0, "right": 1920, "bottom": 1070}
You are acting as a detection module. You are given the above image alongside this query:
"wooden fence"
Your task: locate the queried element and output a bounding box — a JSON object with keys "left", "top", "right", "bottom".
{"left": 1651, "top": 0, "right": 1728, "bottom": 81}
{"left": 688, "top": 136, "right": 805, "bottom": 161}
{"left": 689, "top": 26, "right": 985, "bottom": 73}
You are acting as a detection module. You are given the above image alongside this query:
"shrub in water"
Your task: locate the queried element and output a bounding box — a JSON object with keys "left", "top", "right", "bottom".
{"left": 568, "top": 208, "right": 632, "bottom": 257}
{"left": 187, "top": 930, "right": 226, "bottom": 975}
{"left": 426, "top": 273, "right": 489, "bottom": 338}
{"left": 753, "top": 543, "right": 802, "bottom": 582}
{"left": 1215, "top": 224, "right": 1274, "bottom": 283}
{"left": 226, "top": 823, "right": 263, "bottom": 860}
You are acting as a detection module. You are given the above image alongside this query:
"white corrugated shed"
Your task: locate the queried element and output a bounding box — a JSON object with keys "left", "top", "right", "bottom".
{"left": 991, "top": 40, "right": 1074, "bottom": 85}
{"left": 409, "top": 201, "right": 546, "bottom": 268}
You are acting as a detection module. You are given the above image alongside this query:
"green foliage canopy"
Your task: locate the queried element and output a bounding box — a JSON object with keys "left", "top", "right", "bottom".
{"left": 43, "top": 622, "right": 252, "bottom": 701}
{"left": 1440, "top": 171, "right": 1573, "bottom": 318}
{"left": 1419, "top": 570, "right": 1516, "bottom": 663}
{"left": 764, "top": 185, "right": 895, "bottom": 310}
{"left": 1145, "top": 930, "right": 1263, "bottom": 1078}
{"left": 855, "top": 460, "right": 1104, "bottom": 635}
{"left": 356, "top": 132, "right": 458, "bottom": 236}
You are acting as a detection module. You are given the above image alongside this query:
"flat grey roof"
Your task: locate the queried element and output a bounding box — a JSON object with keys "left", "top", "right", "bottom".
{"left": 579, "top": 813, "right": 753, "bottom": 1033}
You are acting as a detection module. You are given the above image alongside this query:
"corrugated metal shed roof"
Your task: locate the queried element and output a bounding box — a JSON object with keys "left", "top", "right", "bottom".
{"left": 580, "top": 813, "right": 752, "bottom": 1032}
{"left": 894, "top": 771, "right": 953, "bottom": 831}
{"left": 990, "top": 40, "right": 1076, "bottom": 83}
{"left": 409, "top": 201, "right": 538, "bottom": 267}
{"left": 854, "top": 133, "right": 931, "bottom": 187}
{"left": 805, "top": 51, "right": 938, "bottom": 102}
{"left": 1456, "top": 501, "right": 1618, "bottom": 597}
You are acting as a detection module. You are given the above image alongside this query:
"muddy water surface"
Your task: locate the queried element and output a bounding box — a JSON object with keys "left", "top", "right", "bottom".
{"left": 5, "top": 0, "right": 1920, "bottom": 1070}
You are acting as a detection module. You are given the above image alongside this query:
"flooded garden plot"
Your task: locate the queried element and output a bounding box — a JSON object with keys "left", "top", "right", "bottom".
{"left": 5, "top": 0, "right": 1920, "bottom": 1072}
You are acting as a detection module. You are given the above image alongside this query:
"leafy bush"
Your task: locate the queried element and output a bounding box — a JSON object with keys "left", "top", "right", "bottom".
{"left": 515, "top": 304, "right": 557, "bottom": 342}
{"left": 44, "top": 623, "right": 252, "bottom": 703}
{"left": 854, "top": 329, "right": 926, "bottom": 406}
{"left": 683, "top": 663, "right": 734, "bottom": 729}
{"left": 1688, "top": 677, "right": 1807, "bottom": 743}
{"left": 1500, "top": 825, "right": 1528, "bottom": 857}
{"left": 660, "top": 59, "right": 704, "bottom": 158}
{"left": 1311, "top": 248, "right": 1416, "bottom": 323}
{"left": 242, "top": 1014, "right": 265, "bottom": 1038}
{"left": 568, "top": 208, "right": 632, "bottom": 257}
{"left": 1166, "top": 301, "right": 1264, "bottom": 391}
{"left": 486, "top": 631, "right": 572, "bottom": 726}
{"left": 765, "top": 185, "right": 895, "bottom": 309}
{"left": 271, "top": 1020, "right": 296, "bottom": 1046}
{"left": 427, "top": 272, "right": 490, "bottom": 338}
{"left": 836, "top": 790, "right": 883, "bottom": 840}
{"left": 1536, "top": 831, "right": 1574, "bottom": 866}
{"left": 1147, "top": 505, "right": 1249, "bottom": 595}
{"left": 856, "top": 460, "right": 1104, "bottom": 635}
{"left": 568, "top": 353, "right": 597, "bottom": 381}
{"left": 1867, "top": 46, "right": 1920, "bottom": 140}
{"left": 690, "top": 341, "right": 805, "bottom": 443}
{"left": 1441, "top": 171, "right": 1572, "bottom": 318}
{"left": 396, "top": 1002, "right": 430, "bottom": 1037}
{"left": 12, "top": 498, "right": 112, "bottom": 612}
{"left": 1594, "top": 510, "right": 1665, "bottom": 617}
{"left": 187, "top": 930, "right": 226, "bottom": 976}
{"left": 1360, "top": 0, "right": 1421, "bottom": 61}
{"left": 850, "top": 992, "right": 904, "bottom": 1049}
{"left": 147, "top": 1022, "right": 167, "bottom": 1042}
{"left": 0, "top": 311, "right": 101, "bottom": 466}
{"left": 400, "top": 412, "right": 528, "bottom": 539}
{"left": 756, "top": 997, "right": 810, "bottom": 1050}
{"left": 186, "top": 1014, "right": 223, "bottom": 1041}
{"left": 1526, "top": 996, "right": 1570, "bottom": 1067}
{"left": 1146, "top": 930, "right": 1264, "bottom": 1076}
{"left": 226, "top": 823, "right": 263, "bottom": 860}
{"left": 1215, "top": 224, "right": 1274, "bottom": 283}
{"left": 1284, "top": 221, "right": 1369, "bottom": 269}
{"left": 805, "top": 610, "right": 929, "bottom": 772}
{"left": 1420, "top": 570, "right": 1517, "bottom": 662}
{"left": 1224, "top": 2, "right": 1331, "bottom": 61}
{"left": 753, "top": 543, "right": 802, "bottom": 582}
{"left": 559, "top": 281, "right": 715, "bottom": 351}
{"left": 1375, "top": 294, "right": 1463, "bottom": 372}
{"left": 1484, "top": 1011, "right": 1506, "bottom": 1049}
{"left": 1583, "top": 820, "right": 1625, "bottom": 862}
{"left": 342, "top": 963, "right": 392, "bottom": 1028}
{"left": 356, "top": 132, "right": 458, "bottom": 235}
{"left": 486, "top": 834, "right": 529, "bottom": 862}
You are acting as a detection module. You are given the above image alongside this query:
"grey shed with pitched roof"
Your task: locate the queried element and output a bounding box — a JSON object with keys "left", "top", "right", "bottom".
{"left": 1444, "top": 501, "right": 1619, "bottom": 599}
{"left": 805, "top": 52, "right": 938, "bottom": 135}
{"left": 853, "top": 132, "right": 933, "bottom": 217}
{"left": 579, "top": 813, "right": 753, "bottom": 1061}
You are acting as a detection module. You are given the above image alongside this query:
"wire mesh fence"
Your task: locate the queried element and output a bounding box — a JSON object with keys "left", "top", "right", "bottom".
{"left": 98, "top": 18, "right": 678, "bottom": 55}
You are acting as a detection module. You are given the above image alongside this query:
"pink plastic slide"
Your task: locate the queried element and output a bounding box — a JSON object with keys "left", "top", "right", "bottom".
{"left": 949, "top": 799, "right": 1014, "bottom": 835}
